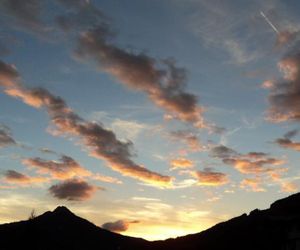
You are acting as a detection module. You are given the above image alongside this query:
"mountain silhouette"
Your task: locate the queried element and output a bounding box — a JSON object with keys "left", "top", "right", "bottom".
{"left": 1, "top": 193, "right": 300, "bottom": 250}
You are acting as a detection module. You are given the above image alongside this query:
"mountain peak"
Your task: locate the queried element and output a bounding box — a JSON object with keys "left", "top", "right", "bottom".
{"left": 53, "top": 206, "right": 74, "bottom": 215}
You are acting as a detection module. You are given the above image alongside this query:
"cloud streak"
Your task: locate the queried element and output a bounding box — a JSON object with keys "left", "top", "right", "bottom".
{"left": 275, "top": 130, "right": 300, "bottom": 152}
{"left": 75, "top": 26, "right": 208, "bottom": 129}
{"left": 23, "top": 155, "right": 91, "bottom": 180}
{"left": 0, "top": 60, "right": 172, "bottom": 187}
{"left": 3, "top": 170, "right": 48, "bottom": 185}
{"left": 193, "top": 168, "right": 228, "bottom": 186}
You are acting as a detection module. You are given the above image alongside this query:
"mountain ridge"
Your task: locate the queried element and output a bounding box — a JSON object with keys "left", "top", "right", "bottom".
{"left": 1, "top": 193, "right": 300, "bottom": 249}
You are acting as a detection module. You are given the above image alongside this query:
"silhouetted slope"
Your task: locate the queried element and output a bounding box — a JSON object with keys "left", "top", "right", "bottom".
{"left": 1, "top": 193, "right": 300, "bottom": 250}
{"left": 0, "top": 206, "right": 149, "bottom": 250}
{"left": 152, "top": 193, "right": 300, "bottom": 250}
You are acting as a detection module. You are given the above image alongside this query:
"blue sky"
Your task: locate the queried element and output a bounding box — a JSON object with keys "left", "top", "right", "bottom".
{"left": 1, "top": 0, "right": 300, "bottom": 240}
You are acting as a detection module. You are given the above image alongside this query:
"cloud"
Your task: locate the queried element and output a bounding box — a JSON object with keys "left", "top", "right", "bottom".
{"left": 280, "top": 181, "right": 298, "bottom": 193}
{"left": 49, "top": 179, "right": 98, "bottom": 201}
{"left": 170, "top": 158, "right": 194, "bottom": 169}
{"left": 92, "top": 173, "right": 122, "bottom": 184}
{"left": 3, "top": 170, "right": 48, "bottom": 185}
{"left": 223, "top": 157, "right": 285, "bottom": 174}
{"left": 193, "top": 168, "right": 228, "bottom": 186}
{"left": 265, "top": 51, "right": 300, "bottom": 122}
{"left": 54, "top": 0, "right": 106, "bottom": 32}
{"left": 276, "top": 30, "right": 298, "bottom": 48}
{"left": 210, "top": 145, "right": 237, "bottom": 158}
{"left": 0, "top": 60, "right": 19, "bottom": 87}
{"left": 275, "top": 138, "right": 300, "bottom": 152}
{"left": 0, "top": 0, "right": 45, "bottom": 32}
{"left": 274, "top": 129, "right": 300, "bottom": 151}
{"left": 0, "top": 60, "right": 171, "bottom": 187}
{"left": 240, "top": 178, "right": 266, "bottom": 192}
{"left": 210, "top": 144, "right": 285, "bottom": 176}
{"left": 169, "top": 130, "right": 206, "bottom": 152}
{"left": 101, "top": 219, "right": 139, "bottom": 233}
{"left": 23, "top": 155, "right": 91, "bottom": 180}
{"left": 0, "top": 126, "right": 16, "bottom": 148}
{"left": 75, "top": 26, "right": 209, "bottom": 129}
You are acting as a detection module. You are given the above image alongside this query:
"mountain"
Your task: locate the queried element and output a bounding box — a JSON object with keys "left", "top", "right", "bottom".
{"left": 1, "top": 193, "right": 300, "bottom": 250}
{"left": 0, "top": 206, "right": 150, "bottom": 250}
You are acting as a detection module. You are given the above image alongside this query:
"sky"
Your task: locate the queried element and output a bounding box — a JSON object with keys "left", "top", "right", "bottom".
{"left": 1, "top": 0, "right": 300, "bottom": 241}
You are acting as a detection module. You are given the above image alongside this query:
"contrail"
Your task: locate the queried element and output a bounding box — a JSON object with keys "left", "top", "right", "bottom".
{"left": 260, "top": 11, "right": 279, "bottom": 34}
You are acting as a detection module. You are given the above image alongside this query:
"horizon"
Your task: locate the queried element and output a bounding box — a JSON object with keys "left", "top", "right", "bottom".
{"left": 1, "top": 0, "right": 300, "bottom": 241}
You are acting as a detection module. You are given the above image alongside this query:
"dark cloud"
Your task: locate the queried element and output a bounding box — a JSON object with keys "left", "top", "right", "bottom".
{"left": 23, "top": 155, "right": 91, "bottom": 180}
{"left": 0, "top": 60, "right": 19, "bottom": 87}
{"left": 275, "top": 138, "right": 300, "bottom": 152}
{"left": 0, "top": 0, "right": 45, "bottom": 31}
{"left": 4, "top": 170, "right": 47, "bottom": 185}
{"left": 0, "top": 126, "right": 16, "bottom": 148}
{"left": 284, "top": 129, "right": 299, "bottom": 139}
{"left": 0, "top": 41, "right": 10, "bottom": 56}
{"left": 4, "top": 170, "right": 29, "bottom": 182}
{"left": 210, "top": 145, "right": 237, "bottom": 158}
{"left": 243, "top": 152, "right": 268, "bottom": 159}
{"left": 55, "top": 0, "right": 107, "bottom": 32}
{"left": 0, "top": 60, "right": 171, "bottom": 187}
{"left": 265, "top": 51, "right": 300, "bottom": 122}
{"left": 49, "top": 179, "right": 98, "bottom": 201}
{"left": 101, "top": 219, "right": 139, "bottom": 233}
{"left": 274, "top": 129, "right": 300, "bottom": 152}
{"left": 75, "top": 26, "right": 207, "bottom": 129}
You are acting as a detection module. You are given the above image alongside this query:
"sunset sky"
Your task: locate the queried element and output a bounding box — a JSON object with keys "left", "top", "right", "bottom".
{"left": 1, "top": 0, "right": 300, "bottom": 240}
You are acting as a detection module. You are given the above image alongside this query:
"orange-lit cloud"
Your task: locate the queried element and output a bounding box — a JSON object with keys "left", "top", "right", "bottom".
{"left": 240, "top": 178, "right": 265, "bottom": 192}
{"left": 23, "top": 155, "right": 91, "bottom": 180}
{"left": 169, "top": 130, "right": 206, "bottom": 152}
{"left": 3, "top": 170, "right": 48, "bottom": 185}
{"left": 92, "top": 173, "right": 122, "bottom": 184}
{"left": 280, "top": 181, "right": 298, "bottom": 193}
{"left": 223, "top": 157, "right": 285, "bottom": 174}
{"left": 101, "top": 219, "right": 139, "bottom": 233}
{"left": 170, "top": 158, "right": 194, "bottom": 169}
{"left": 193, "top": 169, "right": 228, "bottom": 186}
{"left": 0, "top": 60, "right": 172, "bottom": 187}
{"left": 49, "top": 178, "right": 99, "bottom": 201}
